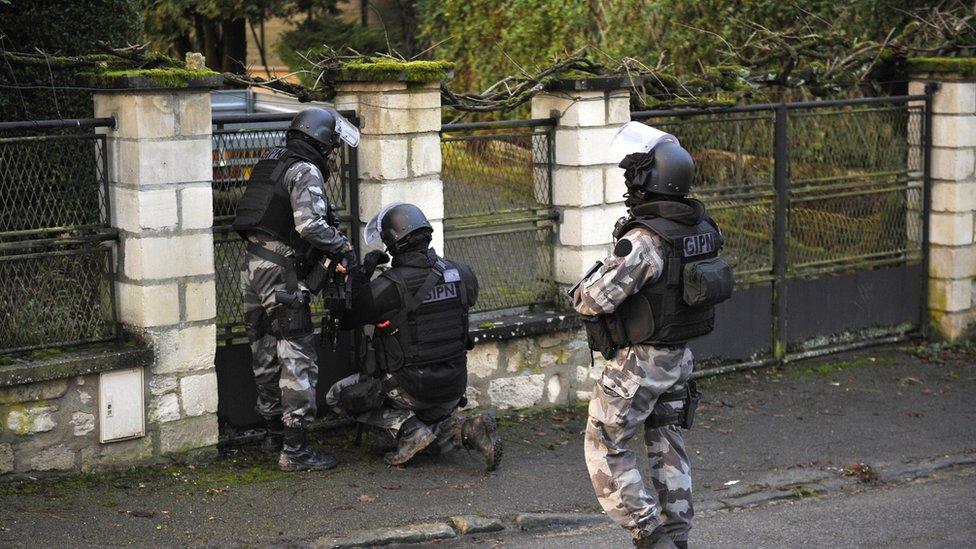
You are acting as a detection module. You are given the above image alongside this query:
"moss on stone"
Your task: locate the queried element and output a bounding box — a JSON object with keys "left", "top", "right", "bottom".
{"left": 89, "top": 67, "right": 220, "bottom": 88}
{"left": 907, "top": 57, "right": 976, "bottom": 78}
{"left": 341, "top": 58, "right": 454, "bottom": 82}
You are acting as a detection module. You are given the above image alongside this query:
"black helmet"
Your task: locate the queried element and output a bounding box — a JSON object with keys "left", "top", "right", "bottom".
{"left": 619, "top": 141, "right": 695, "bottom": 199}
{"left": 364, "top": 203, "right": 432, "bottom": 250}
{"left": 287, "top": 107, "right": 360, "bottom": 151}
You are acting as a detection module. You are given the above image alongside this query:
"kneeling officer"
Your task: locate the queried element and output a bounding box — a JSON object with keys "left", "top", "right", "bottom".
{"left": 326, "top": 203, "right": 502, "bottom": 471}
{"left": 233, "top": 107, "right": 359, "bottom": 471}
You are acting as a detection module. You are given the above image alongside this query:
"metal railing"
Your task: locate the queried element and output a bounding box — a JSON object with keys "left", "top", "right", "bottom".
{"left": 441, "top": 118, "right": 558, "bottom": 312}
{"left": 210, "top": 111, "right": 359, "bottom": 344}
{"left": 633, "top": 93, "right": 932, "bottom": 356}
{"left": 0, "top": 118, "right": 120, "bottom": 355}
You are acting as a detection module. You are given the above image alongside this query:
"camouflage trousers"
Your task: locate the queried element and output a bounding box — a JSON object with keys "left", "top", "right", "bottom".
{"left": 585, "top": 344, "right": 694, "bottom": 543}
{"left": 241, "top": 244, "right": 318, "bottom": 429}
{"left": 326, "top": 373, "right": 461, "bottom": 453}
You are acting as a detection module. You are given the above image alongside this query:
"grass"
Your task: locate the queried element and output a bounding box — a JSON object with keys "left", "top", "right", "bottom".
{"left": 793, "top": 355, "right": 895, "bottom": 377}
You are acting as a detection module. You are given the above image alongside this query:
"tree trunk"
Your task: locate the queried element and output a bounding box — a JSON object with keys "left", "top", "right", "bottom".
{"left": 221, "top": 18, "right": 247, "bottom": 74}
{"left": 201, "top": 18, "right": 222, "bottom": 71}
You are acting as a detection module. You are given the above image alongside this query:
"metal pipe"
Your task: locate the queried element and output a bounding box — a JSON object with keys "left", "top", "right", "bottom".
{"left": 771, "top": 105, "right": 790, "bottom": 360}
{"left": 920, "top": 83, "right": 937, "bottom": 340}
{"left": 631, "top": 95, "right": 927, "bottom": 119}
{"left": 442, "top": 118, "right": 557, "bottom": 132}
{"left": 211, "top": 109, "right": 358, "bottom": 125}
{"left": 0, "top": 117, "right": 115, "bottom": 131}
{"left": 692, "top": 332, "right": 918, "bottom": 379}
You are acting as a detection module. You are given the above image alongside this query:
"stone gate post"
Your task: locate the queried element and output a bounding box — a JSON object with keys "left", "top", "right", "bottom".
{"left": 94, "top": 79, "right": 220, "bottom": 457}
{"left": 332, "top": 66, "right": 450, "bottom": 253}
{"left": 909, "top": 59, "right": 976, "bottom": 341}
{"left": 529, "top": 78, "right": 632, "bottom": 289}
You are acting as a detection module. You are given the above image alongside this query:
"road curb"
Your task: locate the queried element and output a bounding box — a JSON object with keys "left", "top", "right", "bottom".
{"left": 310, "top": 453, "right": 976, "bottom": 547}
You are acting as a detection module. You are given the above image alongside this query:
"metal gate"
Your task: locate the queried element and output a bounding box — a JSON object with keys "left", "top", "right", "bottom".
{"left": 210, "top": 111, "right": 360, "bottom": 430}
{"left": 632, "top": 93, "right": 932, "bottom": 366}
{"left": 440, "top": 118, "right": 559, "bottom": 313}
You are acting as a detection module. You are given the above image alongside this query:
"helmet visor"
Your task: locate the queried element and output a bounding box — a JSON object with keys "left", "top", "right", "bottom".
{"left": 334, "top": 113, "right": 360, "bottom": 148}
{"left": 363, "top": 202, "right": 406, "bottom": 247}
{"left": 609, "top": 121, "right": 680, "bottom": 159}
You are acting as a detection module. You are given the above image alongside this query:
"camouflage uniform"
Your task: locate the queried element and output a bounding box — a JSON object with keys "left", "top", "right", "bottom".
{"left": 573, "top": 226, "right": 694, "bottom": 544}
{"left": 325, "top": 373, "right": 462, "bottom": 453}
{"left": 240, "top": 159, "right": 349, "bottom": 429}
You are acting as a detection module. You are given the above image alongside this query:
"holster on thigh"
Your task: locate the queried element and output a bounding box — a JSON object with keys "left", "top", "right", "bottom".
{"left": 645, "top": 380, "right": 701, "bottom": 430}
{"left": 269, "top": 289, "right": 313, "bottom": 339}
{"left": 244, "top": 308, "right": 269, "bottom": 341}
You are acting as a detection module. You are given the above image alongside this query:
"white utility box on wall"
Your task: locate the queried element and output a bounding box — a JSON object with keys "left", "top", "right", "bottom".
{"left": 98, "top": 367, "right": 145, "bottom": 442}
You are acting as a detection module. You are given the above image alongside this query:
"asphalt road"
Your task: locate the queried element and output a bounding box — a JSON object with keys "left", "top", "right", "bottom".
{"left": 460, "top": 467, "right": 976, "bottom": 548}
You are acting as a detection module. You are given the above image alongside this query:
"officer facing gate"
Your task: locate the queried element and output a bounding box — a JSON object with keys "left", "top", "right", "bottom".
{"left": 233, "top": 107, "right": 360, "bottom": 472}
{"left": 326, "top": 203, "right": 502, "bottom": 472}
{"left": 571, "top": 123, "right": 733, "bottom": 548}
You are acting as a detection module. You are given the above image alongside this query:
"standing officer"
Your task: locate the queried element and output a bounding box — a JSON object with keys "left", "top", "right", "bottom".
{"left": 325, "top": 203, "right": 502, "bottom": 472}
{"left": 572, "top": 123, "right": 733, "bottom": 548}
{"left": 233, "top": 107, "right": 360, "bottom": 472}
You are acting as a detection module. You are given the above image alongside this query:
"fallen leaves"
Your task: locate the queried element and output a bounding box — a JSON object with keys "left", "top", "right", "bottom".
{"left": 357, "top": 494, "right": 378, "bottom": 503}
{"left": 841, "top": 462, "right": 880, "bottom": 484}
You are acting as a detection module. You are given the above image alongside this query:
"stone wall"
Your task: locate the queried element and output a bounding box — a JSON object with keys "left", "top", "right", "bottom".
{"left": 0, "top": 375, "right": 158, "bottom": 474}
{"left": 463, "top": 330, "right": 600, "bottom": 411}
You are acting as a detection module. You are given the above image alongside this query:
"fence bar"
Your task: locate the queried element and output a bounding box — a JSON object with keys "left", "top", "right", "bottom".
{"left": 771, "top": 105, "right": 790, "bottom": 359}
{"left": 920, "top": 83, "right": 937, "bottom": 339}
{"left": 631, "top": 94, "right": 927, "bottom": 119}
{"left": 441, "top": 118, "right": 557, "bottom": 132}
{"left": 211, "top": 110, "right": 358, "bottom": 125}
{"left": 0, "top": 117, "right": 115, "bottom": 131}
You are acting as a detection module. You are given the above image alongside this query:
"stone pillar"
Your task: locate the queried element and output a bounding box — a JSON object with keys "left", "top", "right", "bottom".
{"left": 94, "top": 86, "right": 219, "bottom": 455}
{"left": 530, "top": 78, "right": 632, "bottom": 287}
{"left": 909, "top": 60, "right": 976, "bottom": 340}
{"left": 333, "top": 73, "right": 446, "bottom": 253}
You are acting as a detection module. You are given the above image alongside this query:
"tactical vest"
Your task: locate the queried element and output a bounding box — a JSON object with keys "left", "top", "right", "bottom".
{"left": 379, "top": 258, "right": 470, "bottom": 368}
{"left": 232, "top": 148, "right": 308, "bottom": 253}
{"left": 613, "top": 215, "right": 729, "bottom": 345}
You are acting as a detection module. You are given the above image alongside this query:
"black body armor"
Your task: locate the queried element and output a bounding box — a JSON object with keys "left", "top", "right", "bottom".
{"left": 232, "top": 148, "right": 308, "bottom": 254}
{"left": 373, "top": 253, "right": 473, "bottom": 402}
{"left": 583, "top": 201, "right": 733, "bottom": 356}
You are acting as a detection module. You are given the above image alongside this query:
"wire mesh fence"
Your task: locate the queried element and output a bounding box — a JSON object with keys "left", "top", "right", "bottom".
{"left": 210, "top": 115, "right": 357, "bottom": 343}
{"left": 441, "top": 120, "right": 557, "bottom": 312}
{"left": 0, "top": 125, "right": 118, "bottom": 354}
{"left": 633, "top": 100, "right": 924, "bottom": 283}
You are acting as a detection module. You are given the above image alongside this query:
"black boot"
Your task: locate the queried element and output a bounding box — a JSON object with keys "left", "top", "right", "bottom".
{"left": 278, "top": 427, "right": 338, "bottom": 472}
{"left": 461, "top": 413, "right": 502, "bottom": 472}
{"left": 261, "top": 416, "right": 284, "bottom": 453}
{"left": 633, "top": 527, "right": 678, "bottom": 549}
{"left": 384, "top": 418, "right": 436, "bottom": 466}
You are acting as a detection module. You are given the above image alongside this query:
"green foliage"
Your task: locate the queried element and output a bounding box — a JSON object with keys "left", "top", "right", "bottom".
{"left": 89, "top": 67, "right": 220, "bottom": 88}
{"left": 276, "top": 17, "right": 396, "bottom": 87}
{"left": 341, "top": 59, "right": 454, "bottom": 82}
{"left": 415, "top": 0, "right": 956, "bottom": 101}
{"left": 907, "top": 57, "right": 976, "bottom": 77}
{"left": 0, "top": 0, "right": 144, "bottom": 120}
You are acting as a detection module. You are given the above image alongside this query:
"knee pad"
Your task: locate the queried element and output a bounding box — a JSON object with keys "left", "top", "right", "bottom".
{"left": 270, "top": 290, "right": 314, "bottom": 339}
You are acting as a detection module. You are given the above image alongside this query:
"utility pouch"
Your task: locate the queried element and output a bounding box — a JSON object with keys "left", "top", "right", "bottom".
{"left": 338, "top": 377, "right": 385, "bottom": 415}
{"left": 243, "top": 308, "right": 268, "bottom": 340}
{"left": 582, "top": 315, "right": 618, "bottom": 361}
{"left": 683, "top": 257, "right": 734, "bottom": 307}
{"left": 271, "top": 290, "right": 313, "bottom": 338}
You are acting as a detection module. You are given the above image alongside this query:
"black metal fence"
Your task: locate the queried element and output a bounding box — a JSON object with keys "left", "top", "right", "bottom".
{"left": 632, "top": 94, "right": 931, "bottom": 362}
{"left": 210, "top": 112, "right": 359, "bottom": 344}
{"left": 440, "top": 119, "right": 558, "bottom": 312}
{"left": 0, "top": 118, "right": 119, "bottom": 355}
